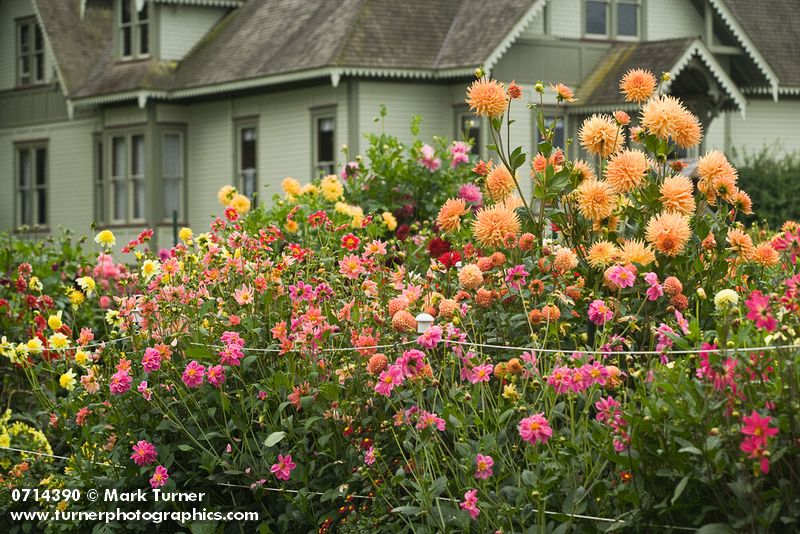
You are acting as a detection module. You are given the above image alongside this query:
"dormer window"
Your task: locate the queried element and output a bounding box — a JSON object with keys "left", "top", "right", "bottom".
{"left": 17, "top": 18, "right": 45, "bottom": 86}
{"left": 584, "top": 0, "right": 640, "bottom": 40}
{"left": 119, "top": 0, "right": 149, "bottom": 59}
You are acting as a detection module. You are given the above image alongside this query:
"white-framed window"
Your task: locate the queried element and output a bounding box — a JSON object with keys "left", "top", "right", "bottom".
{"left": 16, "top": 18, "right": 45, "bottom": 86}
{"left": 118, "top": 0, "right": 149, "bottom": 59}
{"left": 312, "top": 108, "right": 336, "bottom": 176}
{"left": 584, "top": 0, "right": 640, "bottom": 40}
{"left": 162, "top": 131, "right": 184, "bottom": 221}
{"left": 93, "top": 135, "right": 105, "bottom": 224}
{"left": 15, "top": 143, "right": 48, "bottom": 228}
{"left": 109, "top": 132, "right": 146, "bottom": 223}
{"left": 456, "top": 111, "right": 482, "bottom": 156}
{"left": 236, "top": 121, "right": 258, "bottom": 200}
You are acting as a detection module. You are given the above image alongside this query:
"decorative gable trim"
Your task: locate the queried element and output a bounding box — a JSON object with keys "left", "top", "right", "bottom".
{"left": 707, "top": 0, "right": 779, "bottom": 101}
{"left": 664, "top": 38, "right": 747, "bottom": 117}
{"left": 30, "top": 0, "right": 69, "bottom": 96}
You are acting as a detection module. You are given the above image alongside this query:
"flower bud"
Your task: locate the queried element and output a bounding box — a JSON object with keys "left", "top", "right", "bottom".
{"left": 474, "top": 66, "right": 485, "bottom": 78}
{"left": 534, "top": 82, "right": 545, "bottom": 94}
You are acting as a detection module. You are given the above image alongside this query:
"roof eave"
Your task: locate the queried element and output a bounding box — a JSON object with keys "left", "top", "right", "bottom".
{"left": 483, "top": 0, "right": 549, "bottom": 73}
{"left": 663, "top": 38, "right": 748, "bottom": 118}
{"left": 709, "top": 0, "right": 780, "bottom": 102}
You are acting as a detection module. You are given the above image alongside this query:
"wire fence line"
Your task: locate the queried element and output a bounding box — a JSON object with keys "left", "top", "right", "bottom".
{"left": 0, "top": 448, "right": 696, "bottom": 531}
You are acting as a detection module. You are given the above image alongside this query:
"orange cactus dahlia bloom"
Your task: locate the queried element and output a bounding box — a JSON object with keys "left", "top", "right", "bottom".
{"left": 575, "top": 180, "right": 616, "bottom": 221}
{"left": 472, "top": 205, "right": 521, "bottom": 248}
{"left": 466, "top": 79, "right": 509, "bottom": 118}
{"left": 646, "top": 212, "right": 691, "bottom": 257}
{"left": 436, "top": 198, "right": 469, "bottom": 233}
{"left": 486, "top": 165, "right": 516, "bottom": 201}
{"left": 605, "top": 149, "right": 649, "bottom": 193}
{"left": 619, "top": 68, "right": 656, "bottom": 103}
{"left": 579, "top": 115, "right": 624, "bottom": 158}
{"left": 659, "top": 175, "right": 696, "bottom": 215}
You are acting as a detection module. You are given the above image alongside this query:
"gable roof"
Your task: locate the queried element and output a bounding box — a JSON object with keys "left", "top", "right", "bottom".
{"left": 32, "top": 0, "right": 112, "bottom": 96}
{"left": 722, "top": 0, "right": 800, "bottom": 89}
{"left": 575, "top": 37, "right": 746, "bottom": 116}
{"left": 58, "top": 0, "right": 541, "bottom": 105}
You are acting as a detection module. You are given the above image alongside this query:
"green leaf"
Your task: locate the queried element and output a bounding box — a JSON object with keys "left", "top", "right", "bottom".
{"left": 671, "top": 476, "right": 689, "bottom": 505}
{"left": 696, "top": 524, "right": 736, "bottom": 534}
{"left": 264, "top": 431, "right": 286, "bottom": 448}
{"left": 391, "top": 505, "right": 421, "bottom": 516}
{"left": 177, "top": 444, "right": 193, "bottom": 452}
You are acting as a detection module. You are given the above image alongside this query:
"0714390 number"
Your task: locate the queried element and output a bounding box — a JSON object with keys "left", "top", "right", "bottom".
{"left": 11, "top": 488, "right": 81, "bottom": 502}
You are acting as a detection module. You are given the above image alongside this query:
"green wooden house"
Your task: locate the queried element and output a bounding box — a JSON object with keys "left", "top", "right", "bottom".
{"left": 1, "top": 0, "right": 798, "bottom": 250}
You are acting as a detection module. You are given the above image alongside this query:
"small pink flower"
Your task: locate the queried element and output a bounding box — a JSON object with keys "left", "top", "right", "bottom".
{"left": 142, "top": 347, "right": 162, "bottom": 373}
{"left": 271, "top": 454, "right": 296, "bottom": 481}
{"left": 109, "top": 370, "right": 132, "bottom": 395}
{"left": 745, "top": 290, "right": 777, "bottom": 332}
{"left": 182, "top": 360, "right": 206, "bottom": 389}
{"left": 519, "top": 413, "right": 553, "bottom": 445}
{"left": 607, "top": 265, "right": 635, "bottom": 288}
{"left": 207, "top": 365, "right": 226, "bottom": 388}
{"left": 459, "top": 489, "right": 480, "bottom": 519}
{"left": 374, "top": 365, "right": 405, "bottom": 397}
{"left": 150, "top": 465, "right": 169, "bottom": 488}
{"left": 505, "top": 264, "right": 529, "bottom": 290}
{"left": 458, "top": 184, "right": 483, "bottom": 205}
{"left": 131, "top": 440, "right": 157, "bottom": 466}
{"left": 475, "top": 454, "right": 494, "bottom": 479}
{"left": 233, "top": 284, "right": 254, "bottom": 305}
{"left": 415, "top": 410, "right": 446, "bottom": 432}
{"left": 364, "top": 446, "right": 376, "bottom": 465}
{"left": 417, "top": 325, "right": 443, "bottom": 349}
{"left": 469, "top": 363, "right": 494, "bottom": 384}
{"left": 588, "top": 299, "right": 613, "bottom": 325}
{"left": 137, "top": 381, "right": 152, "bottom": 401}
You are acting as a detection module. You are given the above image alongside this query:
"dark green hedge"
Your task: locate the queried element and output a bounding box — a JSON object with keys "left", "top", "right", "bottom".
{"left": 736, "top": 148, "right": 800, "bottom": 228}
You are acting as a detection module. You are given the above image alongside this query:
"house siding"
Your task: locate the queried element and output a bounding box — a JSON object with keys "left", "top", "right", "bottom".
{"left": 646, "top": 0, "right": 705, "bottom": 40}
{"left": 357, "top": 82, "right": 454, "bottom": 149}
{"left": 549, "top": 0, "right": 582, "bottom": 39}
{"left": 0, "top": 118, "right": 99, "bottom": 233}
{"left": 728, "top": 99, "right": 800, "bottom": 158}
{"left": 158, "top": 4, "right": 227, "bottom": 62}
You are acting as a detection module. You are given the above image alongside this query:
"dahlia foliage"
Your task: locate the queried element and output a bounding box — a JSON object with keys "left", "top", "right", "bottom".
{"left": 3, "top": 69, "right": 800, "bottom": 532}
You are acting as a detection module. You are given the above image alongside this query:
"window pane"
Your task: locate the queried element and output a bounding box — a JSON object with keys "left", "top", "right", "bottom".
{"left": 139, "top": 24, "right": 149, "bottom": 55}
{"left": 553, "top": 117, "right": 565, "bottom": 149}
{"left": 36, "top": 189, "right": 46, "bottom": 225}
{"left": 35, "top": 148, "right": 46, "bottom": 185}
{"left": 95, "top": 141, "right": 104, "bottom": 222}
{"left": 18, "top": 149, "right": 30, "bottom": 187}
{"left": 35, "top": 53, "right": 44, "bottom": 81}
{"left": 19, "top": 24, "right": 29, "bottom": 51}
{"left": 163, "top": 134, "right": 182, "bottom": 177}
{"left": 19, "top": 191, "right": 30, "bottom": 226}
{"left": 133, "top": 178, "right": 145, "bottom": 219}
{"left": 131, "top": 134, "right": 144, "bottom": 176}
{"left": 34, "top": 25, "right": 43, "bottom": 52}
{"left": 460, "top": 116, "right": 481, "bottom": 156}
{"left": 617, "top": 3, "right": 638, "bottom": 36}
{"left": 317, "top": 117, "right": 335, "bottom": 163}
{"left": 240, "top": 127, "right": 256, "bottom": 171}
{"left": 114, "top": 180, "right": 128, "bottom": 220}
{"left": 586, "top": 1, "right": 607, "bottom": 35}
{"left": 139, "top": 3, "right": 148, "bottom": 21}
{"left": 112, "top": 137, "right": 126, "bottom": 177}
{"left": 121, "top": 0, "right": 132, "bottom": 23}
{"left": 242, "top": 170, "right": 257, "bottom": 199}
{"left": 163, "top": 178, "right": 180, "bottom": 219}
{"left": 19, "top": 56, "right": 30, "bottom": 77}
{"left": 123, "top": 27, "right": 132, "bottom": 56}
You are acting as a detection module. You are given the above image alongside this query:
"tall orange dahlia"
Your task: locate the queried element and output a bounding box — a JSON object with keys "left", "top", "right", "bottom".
{"left": 618, "top": 239, "right": 655, "bottom": 266}
{"left": 659, "top": 175, "right": 696, "bottom": 215}
{"left": 486, "top": 165, "right": 516, "bottom": 201}
{"left": 436, "top": 198, "right": 469, "bottom": 233}
{"left": 620, "top": 69, "right": 656, "bottom": 103}
{"left": 646, "top": 212, "right": 691, "bottom": 257}
{"left": 472, "top": 205, "right": 521, "bottom": 248}
{"left": 640, "top": 95, "right": 685, "bottom": 140}
{"left": 605, "top": 149, "right": 649, "bottom": 193}
{"left": 587, "top": 240, "right": 619, "bottom": 268}
{"left": 571, "top": 159, "right": 597, "bottom": 182}
{"left": 579, "top": 115, "right": 624, "bottom": 158}
{"left": 466, "top": 79, "right": 509, "bottom": 118}
{"left": 576, "top": 180, "right": 616, "bottom": 221}
{"left": 751, "top": 242, "right": 780, "bottom": 267}
{"left": 672, "top": 109, "right": 703, "bottom": 149}
{"left": 726, "top": 228, "right": 755, "bottom": 259}
{"left": 731, "top": 189, "right": 753, "bottom": 215}
{"left": 696, "top": 150, "right": 737, "bottom": 204}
